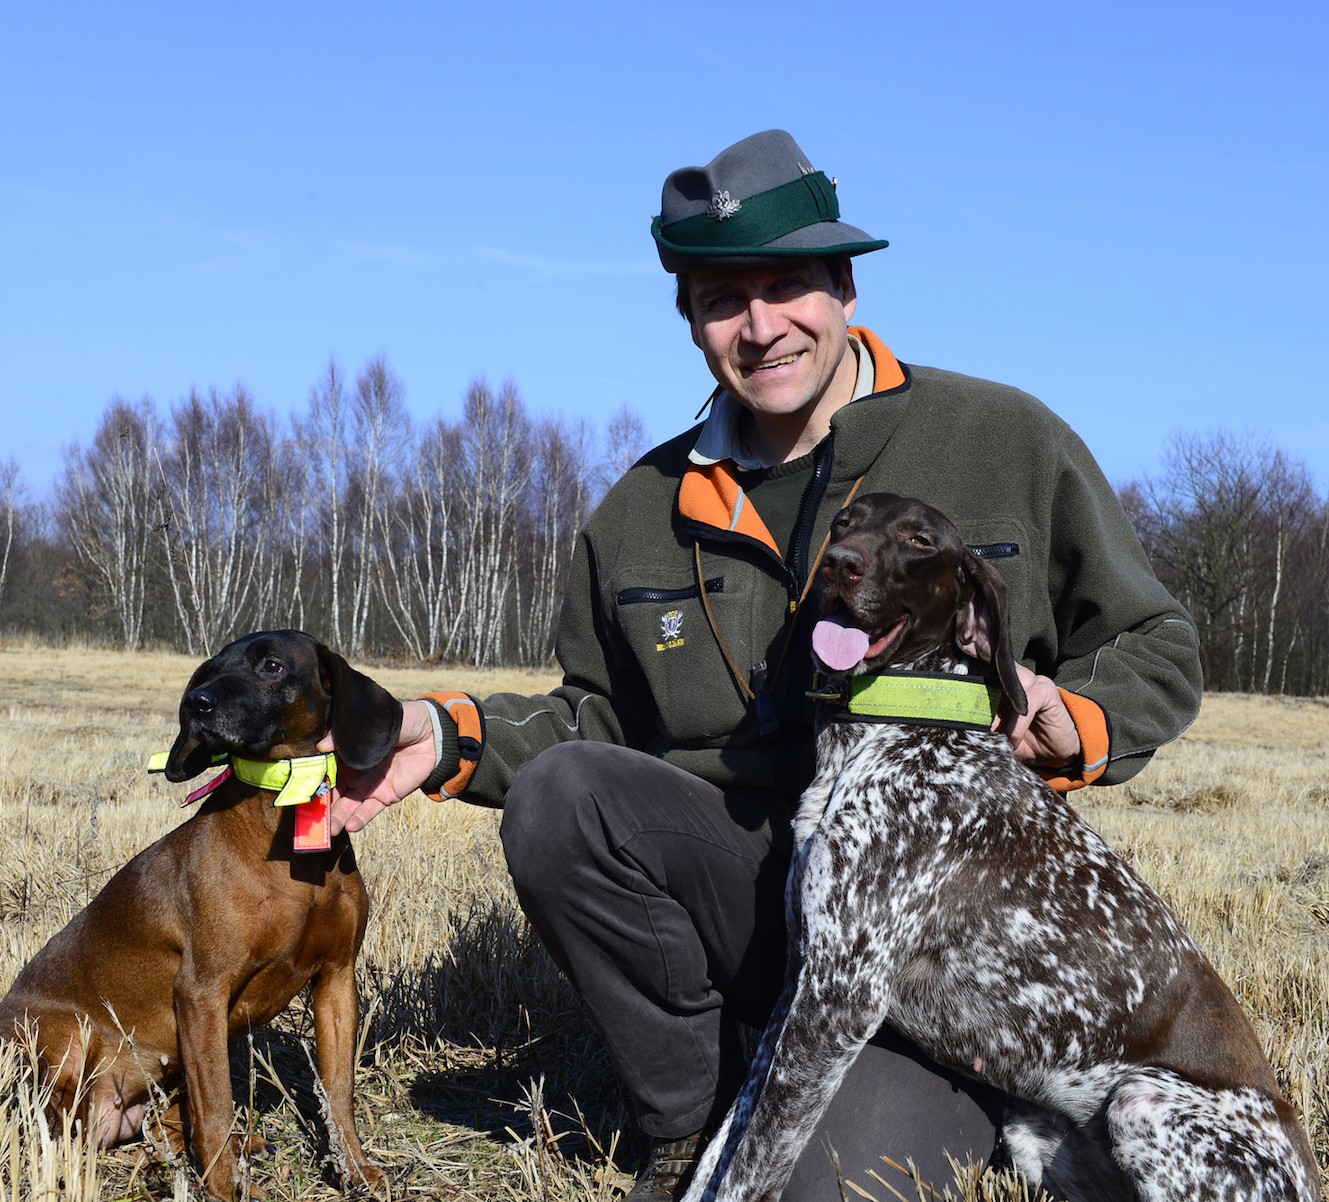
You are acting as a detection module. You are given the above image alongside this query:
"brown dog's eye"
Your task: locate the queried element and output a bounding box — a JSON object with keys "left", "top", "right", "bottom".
{"left": 910, "top": 533, "right": 933, "bottom": 549}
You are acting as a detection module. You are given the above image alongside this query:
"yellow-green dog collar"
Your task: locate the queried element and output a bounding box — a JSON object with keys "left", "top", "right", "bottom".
{"left": 147, "top": 751, "right": 337, "bottom": 806}
{"left": 230, "top": 754, "right": 337, "bottom": 806}
{"left": 818, "top": 671, "right": 1002, "bottom": 730}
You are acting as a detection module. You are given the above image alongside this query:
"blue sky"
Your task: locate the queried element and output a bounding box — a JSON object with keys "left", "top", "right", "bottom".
{"left": 3, "top": 1, "right": 1326, "bottom": 502}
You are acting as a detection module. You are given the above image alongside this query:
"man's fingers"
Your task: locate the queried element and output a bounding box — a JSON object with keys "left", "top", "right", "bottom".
{"left": 332, "top": 795, "right": 390, "bottom": 835}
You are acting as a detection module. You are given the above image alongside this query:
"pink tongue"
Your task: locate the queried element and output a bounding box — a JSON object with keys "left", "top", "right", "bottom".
{"left": 813, "top": 618, "right": 871, "bottom": 672}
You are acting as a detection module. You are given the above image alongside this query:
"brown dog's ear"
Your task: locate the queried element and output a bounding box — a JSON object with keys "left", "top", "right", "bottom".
{"left": 955, "top": 553, "right": 1028, "bottom": 716}
{"left": 164, "top": 659, "right": 220, "bottom": 781}
{"left": 164, "top": 729, "right": 217, "bottom": 782}
{"left": 316, "top": 645, "right": 404, "bottom": 771}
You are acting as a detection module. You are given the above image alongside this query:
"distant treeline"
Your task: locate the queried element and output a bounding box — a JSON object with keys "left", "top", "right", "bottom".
{"left": 1, "top": 357, "right": 647, "bottom": 666}
{"left": 1, "top": 369, "right": 1326, "bottom": 693}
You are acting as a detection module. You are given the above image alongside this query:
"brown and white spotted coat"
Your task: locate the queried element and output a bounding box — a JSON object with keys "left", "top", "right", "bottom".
{"left": 682, "top": 493, "right": 1319, "bottom": 1202}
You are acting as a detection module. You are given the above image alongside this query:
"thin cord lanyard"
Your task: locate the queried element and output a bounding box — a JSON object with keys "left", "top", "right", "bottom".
{"left": 694, "top": 474, "right": 866, "bottom": 730}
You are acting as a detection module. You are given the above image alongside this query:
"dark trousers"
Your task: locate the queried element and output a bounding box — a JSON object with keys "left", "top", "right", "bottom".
{"left": 499, "top": 741, "right": 1005, "bottom": 1196}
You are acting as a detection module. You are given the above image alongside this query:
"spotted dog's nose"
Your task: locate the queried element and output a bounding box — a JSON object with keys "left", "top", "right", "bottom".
{"left": 822, "top": 543, "right": 867, "bottom": 585}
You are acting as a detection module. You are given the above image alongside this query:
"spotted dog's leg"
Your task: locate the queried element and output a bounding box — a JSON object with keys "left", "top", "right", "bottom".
{"left": 1107, "top": 1068, "right": 1321, "bottom": 1202}
{"left": 685, "top": 728, "right": 873, "bottom": 1202}
{"left": 707, "top": 945, "right": 889, "bottom": 1197}
{"left": 688, "top": 825, "right": 898, "bottom": 1201}
{"left": 682, "top": 820, "right": 816, "bottom": 1202}
{"left": 682, "top": 961, "right": 797, "bottom": 1202}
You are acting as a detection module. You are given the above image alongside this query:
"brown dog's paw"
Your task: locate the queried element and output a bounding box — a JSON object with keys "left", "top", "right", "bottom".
{"left": 237, "top": 1131, "right": 275, "bottom": 1161}
{"left": 345, "top": 1160, "right": 390, "bottom": 1198}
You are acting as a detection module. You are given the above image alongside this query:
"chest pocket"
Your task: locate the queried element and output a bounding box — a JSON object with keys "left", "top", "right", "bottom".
{"left": 614, "top": 572, "right": 756, "bottom": 744}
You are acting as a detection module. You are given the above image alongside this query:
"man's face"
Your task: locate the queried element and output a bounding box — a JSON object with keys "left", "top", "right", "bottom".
{"left": 687, "top": 257, "right": 858, "bottom": 425}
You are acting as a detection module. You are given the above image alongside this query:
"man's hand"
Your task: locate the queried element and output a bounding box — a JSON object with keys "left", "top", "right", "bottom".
{"left": 995, "top": 663, "right": 1082, "bottom": 771}
{"left": 319, "top": 700, "right": 439, "bottom": 834}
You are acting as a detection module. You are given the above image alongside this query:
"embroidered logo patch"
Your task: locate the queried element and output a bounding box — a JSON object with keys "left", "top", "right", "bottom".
{"left": 657, "top": 609, "right": 685, "bottom": 651}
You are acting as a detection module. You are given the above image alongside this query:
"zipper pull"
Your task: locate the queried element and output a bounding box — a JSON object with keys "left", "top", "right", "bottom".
{"left": 750, "top": 660, "right": 780, "bottom": 736}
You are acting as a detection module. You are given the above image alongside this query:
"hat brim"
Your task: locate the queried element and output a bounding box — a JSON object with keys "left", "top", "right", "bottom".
{"left": 653, "top": 217, "right": 888, "bottom": 274}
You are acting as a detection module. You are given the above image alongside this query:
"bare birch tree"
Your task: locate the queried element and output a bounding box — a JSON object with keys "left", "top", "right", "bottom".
{"left": 448, "top": 379, "right": 532, "bottom": 665}
{"left": 375, "top": 417, "right": 465, "bottom": 660}
{"left": 339, "top": 356, "right": 411, "bottom": 656}
{"left": 514, "top": 417, "right": 594, "bottom": 664}
{"left": 604, "top": 405, "right": 649, "bottom": 486}
{"left": 268, "top": 433, "right": 319, "bottom": 634}
{"left": 55, "top": 398, "right": 160, "bottom": 648}
{"left": 156, "top": 386, "right": 276, "bottom": 654}
{"left": 0, "top": 458, "right": 21, "bottom": 610}
{"left": 303, "top": 360, "right": 352, "bottom": 649}
{"left": 1253, "top": 453, "right": 1318, "bottom": 693}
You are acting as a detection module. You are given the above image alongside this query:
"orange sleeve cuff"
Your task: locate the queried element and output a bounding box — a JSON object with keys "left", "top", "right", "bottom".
{"left": 420, "top": 691, "right": 484, "bottom": 800}
{"left": 1041, "top": 689, "right": 1110, "bottom": 793}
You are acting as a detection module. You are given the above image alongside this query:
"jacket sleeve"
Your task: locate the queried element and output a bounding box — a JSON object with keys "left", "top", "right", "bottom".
{"left": 439, "top": 525, "right": 660, "bottom": 807}
{"left": 1041, "top": 431, "right": 1203, "bottom": 786}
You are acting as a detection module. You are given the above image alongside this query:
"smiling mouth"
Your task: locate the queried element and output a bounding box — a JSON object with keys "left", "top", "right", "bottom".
{"left": 745, "top": 352, "right": 802, "bottom": 375}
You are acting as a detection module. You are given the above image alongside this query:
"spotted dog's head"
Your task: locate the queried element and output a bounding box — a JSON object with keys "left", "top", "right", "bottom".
{"left": 811, "top": 492, "right": 1027, "bottom": 713}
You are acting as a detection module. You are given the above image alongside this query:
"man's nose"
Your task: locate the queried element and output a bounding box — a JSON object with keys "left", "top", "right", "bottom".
{"left": 741, "top": 297, "right": 787, "bottom": 344}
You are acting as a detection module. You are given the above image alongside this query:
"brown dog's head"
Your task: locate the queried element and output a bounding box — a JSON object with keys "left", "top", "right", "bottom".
{"left": 163, "top": 630, "right": 404, "bottom": 782}
{"left": 812, "top": 493, "right": 1027, "bottom": 714}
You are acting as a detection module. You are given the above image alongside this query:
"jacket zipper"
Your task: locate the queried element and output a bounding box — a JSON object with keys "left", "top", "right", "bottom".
{"left": 791, "top": 438, "right": 835, "bottom": 595}
{"left": 617, "top": 578, "right": 725, "bottom": 607}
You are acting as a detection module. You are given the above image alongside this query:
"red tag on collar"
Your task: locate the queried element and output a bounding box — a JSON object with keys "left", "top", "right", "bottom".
{"left": 292, "top": 786, "right": 332, "bottom": 852}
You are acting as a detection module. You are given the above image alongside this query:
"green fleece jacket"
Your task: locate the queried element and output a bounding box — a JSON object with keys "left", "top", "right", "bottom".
{"left": 435, "top": 328, "right": 1202, "bottom": 821}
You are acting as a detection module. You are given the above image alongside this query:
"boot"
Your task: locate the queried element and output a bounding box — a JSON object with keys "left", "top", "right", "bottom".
{"left": 624, "top": 1130, "right": 704, "bottom": 1201}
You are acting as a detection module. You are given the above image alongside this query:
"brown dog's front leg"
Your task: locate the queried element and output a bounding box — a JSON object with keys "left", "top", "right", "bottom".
{"left": 310, "top": 959, "right": 385, "bottom": 1194}
{"left": 174, "top": 977, "right": 245, "bottom": 1201}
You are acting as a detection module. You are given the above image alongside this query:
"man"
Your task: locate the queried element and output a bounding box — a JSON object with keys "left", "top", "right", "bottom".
{"left": 327, "top": 131, "right": 1203, "bottom": 1199}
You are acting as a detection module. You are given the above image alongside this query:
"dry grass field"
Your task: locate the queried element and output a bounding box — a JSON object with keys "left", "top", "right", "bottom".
{"left": 0, "top": 640, "right": 1325, "bottom": 1200}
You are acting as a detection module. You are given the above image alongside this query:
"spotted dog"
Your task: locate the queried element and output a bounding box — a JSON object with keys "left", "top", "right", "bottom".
{"left": 681, "top": 494, "right": 1319, "bottom": 1202}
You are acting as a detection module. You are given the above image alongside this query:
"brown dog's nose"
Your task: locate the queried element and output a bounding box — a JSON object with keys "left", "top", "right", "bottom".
{"left": 823, "top": 544, "right": 866, "bottom": 583}
{"left": 185, "top": 687, "right": 217, "bottom": 716}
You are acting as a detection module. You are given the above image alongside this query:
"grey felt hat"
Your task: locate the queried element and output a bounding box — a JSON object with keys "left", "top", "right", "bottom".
{"left": 651, "top": 129, "right": 888, "bottom": 273}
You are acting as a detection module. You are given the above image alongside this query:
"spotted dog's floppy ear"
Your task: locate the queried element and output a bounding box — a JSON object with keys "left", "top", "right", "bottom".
{"left": 316, "top": 644, "right": 404, "bottom": 771}
{"left": 164, "top": 656, "right": 221, "bottom": 782}
{"left": 955, "top": 551, "right": 1028, "bottom": 716}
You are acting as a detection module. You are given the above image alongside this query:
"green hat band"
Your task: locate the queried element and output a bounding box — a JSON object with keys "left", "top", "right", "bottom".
{"left": 654, "top": 170, "right": 839, "bottom": 253}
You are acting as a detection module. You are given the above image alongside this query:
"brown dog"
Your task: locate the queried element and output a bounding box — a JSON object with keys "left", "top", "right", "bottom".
{"left": 0, "top": 630, "right": 400, "bottom": 1200}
